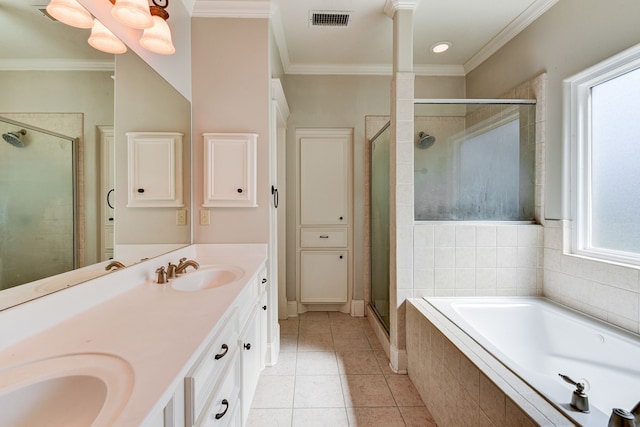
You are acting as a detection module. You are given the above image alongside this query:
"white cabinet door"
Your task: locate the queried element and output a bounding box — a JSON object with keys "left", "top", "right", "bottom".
{"left": 300, "top": 135, "right": 350, "bottom": 225}
{"left": 300, "top": 251, "right": 348, "bottom": 304}
{"left": 203, "top": 133, "right": 257, "bottom": 208}
{"left": 239, "top": 308, "right": 261, "bottom": 426}
{"left": 127, "top": 132, "right": 183, "bottom": 207}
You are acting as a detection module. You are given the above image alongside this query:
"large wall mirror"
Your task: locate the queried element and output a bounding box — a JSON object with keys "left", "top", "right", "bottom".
{"left": 0, "top": 0, "right": 191, "bottom": 310}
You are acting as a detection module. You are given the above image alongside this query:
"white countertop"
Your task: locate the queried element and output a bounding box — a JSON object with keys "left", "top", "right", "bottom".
{"left": 0, "top": 244, "right": 267, "bottom": 426}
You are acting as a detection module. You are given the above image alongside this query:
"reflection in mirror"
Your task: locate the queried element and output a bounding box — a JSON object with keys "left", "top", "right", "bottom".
{"left": 0, "top": 0, "right": 191, "bottom": 310}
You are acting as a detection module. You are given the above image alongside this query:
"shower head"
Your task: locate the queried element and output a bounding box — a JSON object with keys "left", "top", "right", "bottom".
{"left": 416, "top": 131, "right": 435, "bottom": 149}
{"left": 3, "top": 129, "right": 26, "bottom": 147}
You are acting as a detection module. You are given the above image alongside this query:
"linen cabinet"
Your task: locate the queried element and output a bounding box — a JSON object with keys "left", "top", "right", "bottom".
{"left": 296, "top": 128, "right": 353, "bottom": 309}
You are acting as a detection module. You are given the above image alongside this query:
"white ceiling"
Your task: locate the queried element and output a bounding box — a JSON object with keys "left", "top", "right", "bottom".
{"left": 1, "top": 0, "right": 559, "bottom": 76}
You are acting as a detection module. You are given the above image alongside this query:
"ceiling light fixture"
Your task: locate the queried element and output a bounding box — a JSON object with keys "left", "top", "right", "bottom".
{"left": 431, "top": 41, "right": 452, "bottom": 54}
{"left": 45, "top": 0, "right": 94, "bottom": 28}
{"left": 88, "top": 18, "right": 128, "bottom": 54}
{"left": 45, "top": 0, "right": 175, "bottom": 55}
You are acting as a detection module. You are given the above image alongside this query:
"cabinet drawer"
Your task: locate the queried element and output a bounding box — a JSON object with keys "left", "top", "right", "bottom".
{"left": 300, "top": 229, "right": 347, "bottom": 248}
{"left": 197, "top": 352, "right": 241, "bottom": 427}
{"left": 185, "top": 311, "right": 238, "bottom": 426}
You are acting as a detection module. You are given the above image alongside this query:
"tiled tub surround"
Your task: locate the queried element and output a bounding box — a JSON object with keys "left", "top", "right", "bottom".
{"left": 543, "top": 220, "right": 640, "bottom": 334}
{"left": 413, "top": 223, "right": 544, "bottom": 298}
{"left": 406, "top": 298, "right": 573, "bottom": 427}
{"left": 0, "top": 244, "right": 267, "bottom": 425}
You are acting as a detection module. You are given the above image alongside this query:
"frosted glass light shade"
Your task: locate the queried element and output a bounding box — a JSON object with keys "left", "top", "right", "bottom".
{"left": 112, "top": 0, "right": 153, "bottom": 29}
{"left": 140, "top": 16, "right": 175, "bottom": 55}
{"left": 88, "top": 19, "right": 127, "bottom": 54}
{"left": 46, "top": 0, "right": 93, "bottom": 29}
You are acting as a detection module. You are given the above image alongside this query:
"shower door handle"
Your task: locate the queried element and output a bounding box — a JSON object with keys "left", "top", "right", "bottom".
{"left": 271, "top": 185, "right": 278, "bottom": 208}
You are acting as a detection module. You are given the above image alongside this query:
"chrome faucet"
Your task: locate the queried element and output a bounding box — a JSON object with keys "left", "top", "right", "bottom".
{"left": 609, "top": 402, "right": 640, "bottom": 427}
{"left": 558, "top": 374, "right": 589, "bottom": 413}
{"left": 175, "top": 257, "right": 199, "bottom": 274}
{"left": 105, "top": 260, "right": 125, "bottom": 271}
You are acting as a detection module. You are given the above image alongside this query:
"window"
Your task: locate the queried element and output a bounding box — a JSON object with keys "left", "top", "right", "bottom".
{"left": 565, "top": 43, "right": 640, "bottom": 265}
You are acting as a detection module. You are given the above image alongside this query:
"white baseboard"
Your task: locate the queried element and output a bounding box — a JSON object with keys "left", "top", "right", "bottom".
{"left": 350, "top": 300, "right": 365, "bottom": 317}
{"left": 287, "top": 301, "right": 298, "bottom": 317}
{"left": 265, "top": 324, "right": 280, "bottom": 367}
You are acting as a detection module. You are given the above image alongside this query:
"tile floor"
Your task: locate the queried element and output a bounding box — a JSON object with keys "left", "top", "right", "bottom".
{"left": 247, "top": 312, "right": 437, "bottom": 427}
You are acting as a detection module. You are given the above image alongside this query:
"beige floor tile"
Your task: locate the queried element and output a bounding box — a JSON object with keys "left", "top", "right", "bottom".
{"left": 294, "top": 375, "right": 345, "bottom": 408}
{"left": 279, "top": 319, "right": 299, "bottom": 335}
{"left": 251, "top": 376, "right": 295, "bottom": 408}
{"left": 299, "top": 312, "right": 329, "bottom": 321}
{"left": 399, "top": 406, "right": 437, "bottom": 427}
{"left": 292, "top": 408, "right": 349, "bottom": 427}
{"left": 296, "top": 351, "right": 339, "bottom": 375}
{"left": 246, "top": 408, "right": 293, "bottom": 427}
{"left": 386, "top": 375, "right": 425, "bottom": 407}
{"left": 299, "top": 320, "right": 332, "bottom": 336}
{"left": 336, "top": 351, "right": 381, "bottom": 375}
{"left": 330, "top": 320, "right": 364, "bottom": 335}
{"left": 328, "top": 311, "right": 355, "bottom": 321}
{"left": 333, "top": 332, "right": 371, "bottom": 352}
{"left": 373, "top": 350, "right": 396, "bottom": 377}
{"left": 297, "top": 333, "right": 334, "bottom": 352}
{"left": 280, "top": 334, "right": 298, "bottom": 352}
{"left": 341, "top": 375, "right": 395, "bottom": 407}
{"left": 346, "top": 407, "right": 406, "bottom": 427}
{"left": 262, "top": 352, "right": 296, "bottom": 376}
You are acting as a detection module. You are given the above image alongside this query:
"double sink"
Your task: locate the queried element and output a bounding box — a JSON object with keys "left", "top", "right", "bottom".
{"left": 0, "top": 262, "right": 245, "bottom": 426}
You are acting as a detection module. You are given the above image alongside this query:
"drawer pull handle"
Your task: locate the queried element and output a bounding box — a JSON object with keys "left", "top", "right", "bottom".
{"left": 214, "top": 343, "right": 228, "bottom": 360}
{"left": 244, "top": 342, "right": 251, "bottom": 350}
{"left": 319, "top": 235, "right": 329, "bottom": 239}
{"left": 214, "top": 399, "right": 229, "bottom": 420}
{"left": 262, "top": 278, "right": 267, "bottom": 284}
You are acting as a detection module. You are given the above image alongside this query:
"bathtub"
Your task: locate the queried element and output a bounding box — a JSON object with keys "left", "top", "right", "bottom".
{"left": 423, "top": 296, "right": 640, "bottom": 426}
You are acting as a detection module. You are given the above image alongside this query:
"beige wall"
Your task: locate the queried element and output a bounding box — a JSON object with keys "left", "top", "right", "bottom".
{"left": 0, "top": 70, "right": 114, "bottom": 265}
{"left": 465, "top": 0, "right": 640, "bottom": 219}
{"left": 114, "top": 51, "right": 191, "bottom": 245}
{"left": 281, "top": 74, "right": 464, "bottom": 303}
{"left": 191, "top": 18, "right": 271, "bottom": 244}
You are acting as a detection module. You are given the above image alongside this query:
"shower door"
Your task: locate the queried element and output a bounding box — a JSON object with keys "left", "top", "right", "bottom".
{"left": 0, "top": 117, "right": 76, "bottom": 290}
{"left": 370, "top": 123, "right": 391, "bottom": 331}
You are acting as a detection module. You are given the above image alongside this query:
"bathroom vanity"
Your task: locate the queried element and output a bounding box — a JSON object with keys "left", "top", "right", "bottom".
{"left": 0, "top": 244, "right": 273, "bottom": 427}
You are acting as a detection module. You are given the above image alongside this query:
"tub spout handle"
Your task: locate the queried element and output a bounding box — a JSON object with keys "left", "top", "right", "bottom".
{"left": 558, "top": 374, "right": 590, "bottom": 413}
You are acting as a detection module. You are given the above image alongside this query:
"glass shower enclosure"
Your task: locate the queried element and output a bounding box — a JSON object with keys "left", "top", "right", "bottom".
{"left": 0, "top": 116, "right": 77, "bottom": 290}
{"left": 369, "top": 99, "right": 536, "bottom": 332}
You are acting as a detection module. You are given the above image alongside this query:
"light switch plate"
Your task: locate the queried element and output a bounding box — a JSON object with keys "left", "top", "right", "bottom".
{"left": 176, "top": 209, "right": 187, "bottom": 225}
{"left": 200, "top": 209, "right": 210, "bottom": 225}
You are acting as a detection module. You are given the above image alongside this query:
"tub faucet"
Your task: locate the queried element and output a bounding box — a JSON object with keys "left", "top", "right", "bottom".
{"left": 175, "top": 257, "right": 199, "bottom": 274}
{"left": 105, "top": 260, "right": 125, "bottom": 271}
{"left": 558, "top": 374, "right": 589, "bottom": 413}
{"left": 608, "top": 402, "right": 640, "bottom": 427}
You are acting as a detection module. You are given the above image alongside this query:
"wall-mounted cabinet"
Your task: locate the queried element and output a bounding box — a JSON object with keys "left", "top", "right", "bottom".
{"left": 126, "top": 132, "right": 184, "bottom": 208}
{"left": 203, "top": 133, "right": 258, "bottom": 208}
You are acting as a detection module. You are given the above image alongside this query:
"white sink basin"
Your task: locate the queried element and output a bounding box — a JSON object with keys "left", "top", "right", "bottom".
{"left": 0, "top": 353, "right": 134, "bottom": 427}
{"left": 170, "top": 265, "right": 244, "bottom": 292}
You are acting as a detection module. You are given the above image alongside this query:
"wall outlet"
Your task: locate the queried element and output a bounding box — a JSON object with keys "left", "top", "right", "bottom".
{"left": 200, "top": 209, "right": 210, "bottom": 225}
{"left": 176, "top": 209, "right": 187, "bottom": 225}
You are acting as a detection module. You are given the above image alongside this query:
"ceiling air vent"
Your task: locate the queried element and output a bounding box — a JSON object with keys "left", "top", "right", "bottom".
{"left": 309, "top": 10, "right": 351, "bottom": 28}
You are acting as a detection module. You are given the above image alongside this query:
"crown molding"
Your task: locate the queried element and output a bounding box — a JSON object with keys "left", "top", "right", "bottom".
{"left": 384, "top": 0, "right": 420, "bottom": 18}
{"left": 413, "top": 64, "right": 465, "bottom": 77}
{"left": 0, "top": 59, "right": 114, "bottom": 71}
{"left": 192, "top": 0, "right": 273, "bottom": 18}
{"left": 464, "top": 0, "right": 559, "bottom": 73}
{"left": 282, "top": 62, "right": 464, "bottom": 77}
{"left": 271, "top": 6, "right": 292, "bottom": 75}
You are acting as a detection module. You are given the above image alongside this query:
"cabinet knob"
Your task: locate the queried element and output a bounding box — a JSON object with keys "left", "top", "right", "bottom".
{"left": 262, "top": 278, "right": 267, "bottom": 284}
{"left": 339, "top": 255, "right": 343, "bottom": 259}
{"left": 339, "top": 216, "right": 343, "bottom": 220}
{"left": 237, "top": 188, "right": 243, "bottom": 193}
{"left": 262, "top": 305, "right": 267, "bottom": 310}
{"left": 137, "top": 188, "right": 145, "bottom": 193}
{"left": 244, "top": 343, "right": 251, "bottom": 350}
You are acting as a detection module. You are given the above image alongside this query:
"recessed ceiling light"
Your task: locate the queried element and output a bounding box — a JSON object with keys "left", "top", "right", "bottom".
{"left": 431, "top": 41, "right": 452, "bottom": 54}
